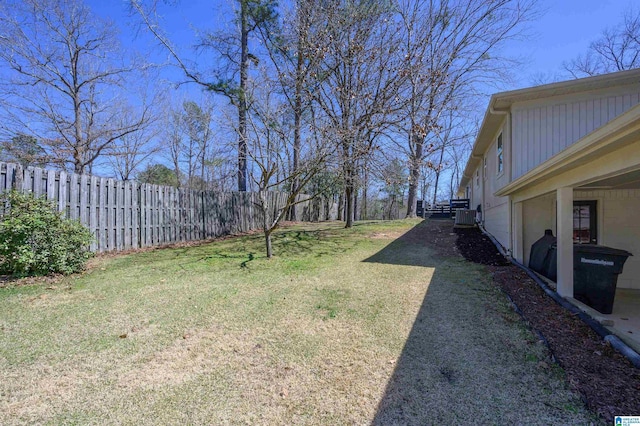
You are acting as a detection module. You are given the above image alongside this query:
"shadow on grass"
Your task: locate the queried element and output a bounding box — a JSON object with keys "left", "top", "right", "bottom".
{"left": 363, "top": 221, "right": 584, "bottom": 424}
{"left": 362, "top": 221, "right": 436, "bottom": 268}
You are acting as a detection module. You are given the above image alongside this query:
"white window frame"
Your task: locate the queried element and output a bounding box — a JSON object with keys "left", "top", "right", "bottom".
{"left": 496, "top": 132, "right": 504, "bottom": 175}
{"left": 483, "top": 157, "right": 487, "bottom": 180}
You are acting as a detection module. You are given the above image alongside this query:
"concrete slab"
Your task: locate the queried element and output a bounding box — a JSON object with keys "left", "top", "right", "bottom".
{"left": 568, "top": 289, "right": 640, "bottom": 353}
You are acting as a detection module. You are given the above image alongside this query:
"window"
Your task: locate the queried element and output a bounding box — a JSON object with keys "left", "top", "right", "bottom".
{"left": 496, "top": 133, "right": 503, "bottom": 174}
{"left": 475, "top": 170, "right": 479, "bottom": 186}
{"left": 573, "top": 201, "right": 597, "bottom": 244}
{"left": 483, "top": 157, "right": 487, "bottom": 180}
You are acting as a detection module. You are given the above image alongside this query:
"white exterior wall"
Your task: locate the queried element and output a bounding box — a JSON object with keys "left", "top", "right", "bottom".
{"left": 522, "top": 193, "right": 556, "bottom": 265}
{"left": 482, "top": 118, "right": 510, "bottom": 250}
{"left": 511, "top": 84, "right": 640, "bottom": 180}
{"left": 575, "top": 189, "right": 640, "bottom": 290}
{"left": 471, "top": 164, "right": 482, "bottom": 212}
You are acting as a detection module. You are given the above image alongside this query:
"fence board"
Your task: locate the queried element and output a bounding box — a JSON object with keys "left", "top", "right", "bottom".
{"left": 0, "top": 161, "right": 331, "bottom": 253}
{"left": 89, "top": 176, "right": 98, "bottom": 252}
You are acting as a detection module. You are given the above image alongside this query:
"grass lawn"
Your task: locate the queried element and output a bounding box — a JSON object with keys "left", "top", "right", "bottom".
{"left": 0, "top": 220, "right": 597, "bottom": 425}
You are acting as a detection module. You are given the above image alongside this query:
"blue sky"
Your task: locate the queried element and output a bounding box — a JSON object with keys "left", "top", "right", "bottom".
{"left": 88, "top": 0, "right": 640, "bottom": 95}
{"left": 505, "top": 0, "right": 638, "bottom": 88}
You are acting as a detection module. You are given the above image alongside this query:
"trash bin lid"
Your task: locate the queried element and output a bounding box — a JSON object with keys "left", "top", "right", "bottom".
{"left": 573, "top": 244, "right": 633, "bottom": 257}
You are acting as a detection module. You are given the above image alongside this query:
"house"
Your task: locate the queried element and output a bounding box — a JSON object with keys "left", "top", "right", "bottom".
{"left": 458, "top": 69, "right": 640, "bottom": 344}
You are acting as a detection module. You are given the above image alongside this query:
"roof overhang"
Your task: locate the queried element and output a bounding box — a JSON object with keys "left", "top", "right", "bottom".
{"left": 458, "top": 68, "right": 640, "bottom": 192}
{"left": 494, "top": 103, "right": 640, "bottom": 197}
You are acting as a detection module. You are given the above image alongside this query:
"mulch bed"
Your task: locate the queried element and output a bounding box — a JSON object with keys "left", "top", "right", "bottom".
{"left": 450, "top": 223, "right": 640, "bottom": 421}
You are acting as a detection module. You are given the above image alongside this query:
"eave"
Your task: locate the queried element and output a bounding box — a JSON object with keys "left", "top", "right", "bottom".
{"left": 494, "top": 103, "right": 640, "bottom": 197}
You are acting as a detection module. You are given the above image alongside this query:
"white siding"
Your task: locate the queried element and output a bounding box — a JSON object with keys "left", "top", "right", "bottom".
{"left": 471, "top": 165, "right": 482, "bottom": 211}
{"left": 522, "top": 193, "right": 556, "bottom": 265}
{"left": 512, "top": 86, "right": 640, "bottom": 180}
{"left": 482, "top": 122, "right": 510, "bottom": 250}
{"left": 484, "top": 202, "right": 510, "bottom": 251}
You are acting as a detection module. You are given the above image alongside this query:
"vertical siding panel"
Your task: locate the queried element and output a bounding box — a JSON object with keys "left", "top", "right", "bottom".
{"left": 512, "top": 112, "right": 520, "bottom": 178}
{"left": 570, "top": 102, "right": 579, "bottom": 147}
{"left": 585, "top": 99, "right": 594, "bottom": 137}
{"left": 526, "top": 109, "right": 533, "bottom": 174}
{"left": 623, "top": 93, "right": 631, "bottom": 112}
{"left": 558, "top": 104, "right": 567, "bottom": 155}
{"left": 594, "top": 98, "right": 602, "bottom": 129}
{"left": 545, "top": 105, "right": 552, "bottom": 162}
{"left": 608, "top": 96, "right": 616, "bottom": 122}
{"left": 527, "top": 108, "right": 542, "bottom": 166}
{"left": 574, "top": 101, "right": 590, "bottom": 142}
{"left": 519, "top": 111, "right": 525, "bottom": 178}
{"left": 530, "top": 108, "right": 537, "bottom": 172}
{"left": 552, "top": 105, "right": 560, "bottom": 156}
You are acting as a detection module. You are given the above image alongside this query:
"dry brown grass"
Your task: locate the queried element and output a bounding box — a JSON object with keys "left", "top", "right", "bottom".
{"left": 0, "top": 220, "right": 598, "bottom": 424}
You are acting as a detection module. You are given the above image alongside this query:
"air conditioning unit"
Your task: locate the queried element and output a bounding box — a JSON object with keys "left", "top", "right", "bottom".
{"left": 454, "top": 209, "right": 476, "bottom": 226}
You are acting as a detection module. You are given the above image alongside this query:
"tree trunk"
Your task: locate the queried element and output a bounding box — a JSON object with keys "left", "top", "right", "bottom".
{"left": 265, "top": 231, "right": 273, "bottom": 258}
{"left": 288, "top": 39, "right": 304, "bottom": 221}
{"left": 237, "top": 1, "right": 249, "bottom": 192}
{"left": 432, "top": 144, "right": 446, "bottom": 206}
{"left": 406, "top": 132, "right": 423, "bottom": 218}
{"left": 345, "top": 183, "right": 354, "bottom": 228}
{"left": 362, "top": 184, "right": 368, "bottom": 221}
{"left": 260, "top": 190, "right": 273, "bottom": 258}
{"left": 353, "top": 186, "right": 358, "bottom": 221}
{"left": 337, "top": 192, "right": 344, "bottom": 222}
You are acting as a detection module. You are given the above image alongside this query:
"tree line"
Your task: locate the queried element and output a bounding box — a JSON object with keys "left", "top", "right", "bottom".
{"left": 1, "top": 0, "right": 634, "bottom": 241}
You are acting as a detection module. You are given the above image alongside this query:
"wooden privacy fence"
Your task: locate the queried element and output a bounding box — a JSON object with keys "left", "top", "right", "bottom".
{"left": 0, "top": 162, "right": 332, "bottom": 253}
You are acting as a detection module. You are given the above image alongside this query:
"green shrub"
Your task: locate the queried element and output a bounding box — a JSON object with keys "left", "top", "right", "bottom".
{"left": 0, "top": 191, "right": 94, "bottom": 276}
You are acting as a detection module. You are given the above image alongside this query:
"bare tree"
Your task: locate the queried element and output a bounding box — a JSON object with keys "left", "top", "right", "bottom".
{"left": 380, "top": 158, "right": 407, "bottom": 220}
{"left": 0, "top": 0, "right": 151, "bottom": 174}
{"left": 247, "top": 82, "right": 330, "bottom": 258}
{"left": 427, "top": 109, "right": 472, "bottom": 205}
{"left": 397, "top": 0, "right": 534, "bottom": 218}
{"left": 315, "top": 1, "right": 407, "bottom": 228}
{"left": 158, "top": 99, "right": 224, "bottom": 190}
{"left": 131, "top": 0, "right": 277, "bottom": 191}
{"left": 564, "top": 8, "right": 640, "bottom": 77}
{"left": 108, "top": 122, "right": 161, "bottom": 181}
{"left": 255, "top": 0, "right": 329, "bottom": 220}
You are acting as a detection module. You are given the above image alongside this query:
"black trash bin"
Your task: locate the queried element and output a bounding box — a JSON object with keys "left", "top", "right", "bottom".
{"left": 573, "top": 245, "right": 632, "bottom": 314}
